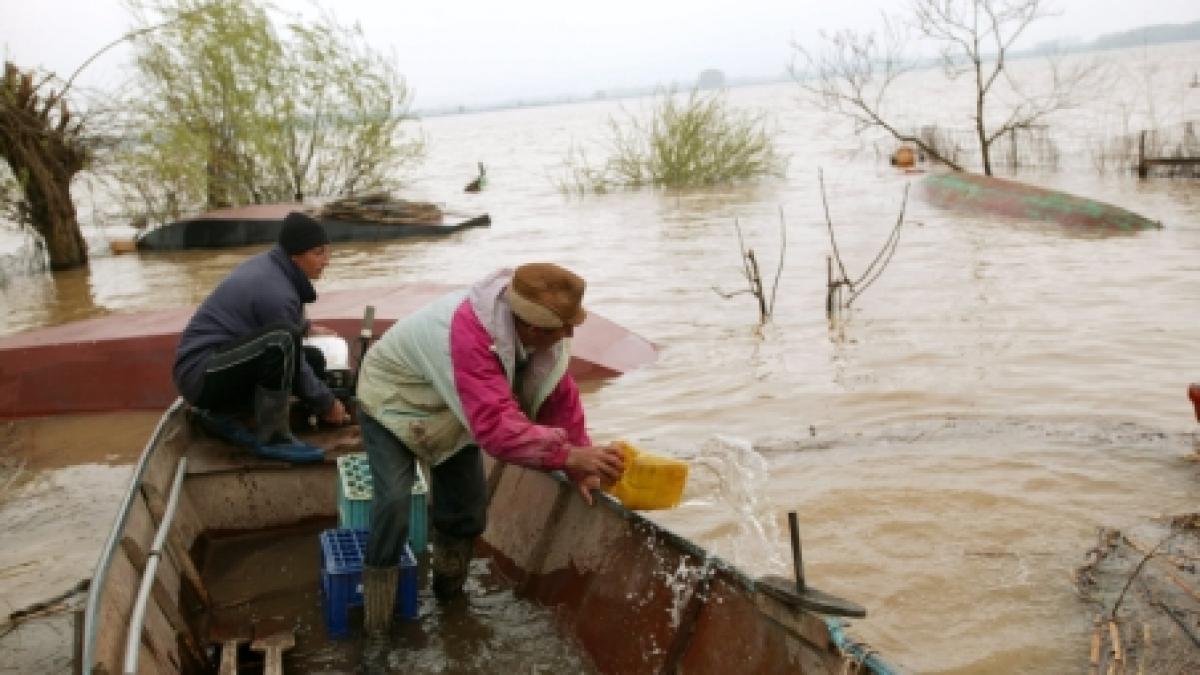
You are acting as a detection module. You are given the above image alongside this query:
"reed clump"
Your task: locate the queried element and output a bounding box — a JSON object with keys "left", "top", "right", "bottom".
{"left": 557, "top": 88, "right": 784, "bottom": 194}
{"left": 1086, "top": 122, "right": 1200, "bottom": 177}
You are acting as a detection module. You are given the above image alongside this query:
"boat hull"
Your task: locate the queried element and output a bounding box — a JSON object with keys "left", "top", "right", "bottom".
{"left": 79, "top": 405, "right": 891, "bottom": 674}
{"left": 482, "top": 461, "right": 854, "bottom": 672}
{"left": 920, "top": 172, "right": 1161, "bottom": 231}
{"left": 0, "top": 285, "right": 657, "bottom": 418}
{"left": 136, "top": 203, "right": 491, "bottom": 251}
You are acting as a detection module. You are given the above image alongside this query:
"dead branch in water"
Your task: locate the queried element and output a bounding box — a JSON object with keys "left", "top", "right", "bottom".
{"left": 820, "top": 168, "right": 909, "bottom": 319}
{"left": 1122, "top": 534, "right": 1200, "bottom": 606}
{"left": 1110, "top": 533, "right": 1173, "bottom": 619}
{"left": 713, "top": 212, "right": 786, "bottom": 325}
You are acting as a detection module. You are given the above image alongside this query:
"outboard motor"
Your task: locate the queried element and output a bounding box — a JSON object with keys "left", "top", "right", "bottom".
{"left": 300, "top": 306, "right": 375, "bottom": 426}
{"left": 304, "top": 335, "right": 354, "bottom": 401}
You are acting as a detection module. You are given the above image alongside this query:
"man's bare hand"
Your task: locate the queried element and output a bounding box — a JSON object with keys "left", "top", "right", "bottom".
{"left": 564, "top": 444, "right": 625, "bottom": 484}
{"left": 322, "top": 398, "right": 351, "bottom": 425}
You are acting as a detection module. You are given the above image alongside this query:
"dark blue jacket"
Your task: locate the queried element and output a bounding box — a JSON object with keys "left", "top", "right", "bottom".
{"left": 173, "top": 245, "right": 334, "bottom": 412}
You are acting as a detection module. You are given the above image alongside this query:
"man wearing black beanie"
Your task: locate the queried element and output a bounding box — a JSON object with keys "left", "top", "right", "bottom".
{"left": 173, "top": 211, "right": 351, "bottom": 462}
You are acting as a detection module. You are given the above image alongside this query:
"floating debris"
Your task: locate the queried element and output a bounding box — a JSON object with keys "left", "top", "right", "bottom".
{"left": 1073, "top": 517, "right": 1200, "bottom": 673}
{"left": 314, "top": 192, "right": 443, "bottom": 225}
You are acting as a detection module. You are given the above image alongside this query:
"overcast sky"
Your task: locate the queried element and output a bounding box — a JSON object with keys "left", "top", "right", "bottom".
{"left": 2, "top": 0, "right": 1198, "bottom": 109}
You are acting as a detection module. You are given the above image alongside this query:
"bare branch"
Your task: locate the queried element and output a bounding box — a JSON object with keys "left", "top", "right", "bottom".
{"left": 803, "top": 0, "right": 1083, "bottom": 176}
{"left": 848, "top": 183, "right": 909, "bottom": 305}
{"left": 818, "top": 169, "right": 851, "bottom": 287}
{"left": 768, "top": 206, "right": 786, "bottom": 316}
{"left": 791, "top": 21, "right": 965, "bottom": 171}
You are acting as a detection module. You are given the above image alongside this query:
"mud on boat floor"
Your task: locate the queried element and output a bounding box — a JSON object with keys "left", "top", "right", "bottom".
{"left": 198, "top": 522, "right": 596, "bottom": 674}
{"left": 1074, "top": 513, "right": 1200, "bottom": 673}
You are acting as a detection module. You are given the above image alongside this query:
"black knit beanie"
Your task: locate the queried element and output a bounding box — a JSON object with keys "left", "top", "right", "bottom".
{"left": 279, "top": 212, "right": 329, "bottom": 254}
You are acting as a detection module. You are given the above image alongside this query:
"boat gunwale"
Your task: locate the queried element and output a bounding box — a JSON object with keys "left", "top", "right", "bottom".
{"left": 121, "top": 455, "right": 189, "bottom": 675}
{"left": 80, "top": 397, "right": 186, "bottom": 674}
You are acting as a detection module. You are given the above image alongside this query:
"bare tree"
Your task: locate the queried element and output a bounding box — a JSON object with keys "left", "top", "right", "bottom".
{"left": 793, "top": 0, "right": 1095, "bottom": 176}
{"left": 791, "top": 19, "right": 964, "bottom": 171}
{"left": 0, "top": 63, "right": 89, "bottom": 269}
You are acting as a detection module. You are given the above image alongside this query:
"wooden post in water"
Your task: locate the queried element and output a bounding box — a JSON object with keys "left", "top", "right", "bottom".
{"left": 825, "top": 256, "right": 834, "bottom": 317}
{"left": 788, "top": 511, "right": 806, "bottom": 592}
{"left": 1138, "top": 130, "right": 1148, "bottom": 179}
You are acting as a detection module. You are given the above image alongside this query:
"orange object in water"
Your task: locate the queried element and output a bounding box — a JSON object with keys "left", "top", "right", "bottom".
{"left": 109, "top": 239, "right": 138, "bottom": 254}
{"left": 1189, "top": 383, "right": 1200, "bottom": 422}
{"left": 606, "top": 441, "right": 688, "bottom": 510}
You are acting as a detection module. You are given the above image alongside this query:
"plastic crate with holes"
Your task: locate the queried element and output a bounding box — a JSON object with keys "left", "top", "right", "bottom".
{"left": 336, "top": 452, "right": 429, "bottom": 553}
{"left": 319, "top": 528, "right": 418, "bottom": 639}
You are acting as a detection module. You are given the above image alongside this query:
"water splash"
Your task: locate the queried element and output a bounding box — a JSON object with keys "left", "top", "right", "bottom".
{"left": 688, "top": 436, "right": 788, "bottom": 572}
{"left": 663, "top": 556, "right": 709, "bottom": 628}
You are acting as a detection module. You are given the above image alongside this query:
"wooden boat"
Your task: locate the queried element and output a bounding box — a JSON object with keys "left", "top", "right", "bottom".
{"left": 77, "top": 402, "right": 895, "bottom": 674}
{"left": 920, "top": 172, "right": 1162, "bottom": 231}
{"left": 135, "top": 203, "right": 491, "bottom": 251}
{"left": 0, "top": 285, "right": 657, "bottom": 419}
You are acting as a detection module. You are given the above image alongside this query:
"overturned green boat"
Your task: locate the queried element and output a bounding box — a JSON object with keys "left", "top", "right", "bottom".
{"left": 920, "top": 172, "right": 1161, "bottom": 231}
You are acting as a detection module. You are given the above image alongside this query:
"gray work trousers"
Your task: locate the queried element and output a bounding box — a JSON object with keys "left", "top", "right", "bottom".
{"left": 360, "top": 412, "right": 488, "bottom": 567}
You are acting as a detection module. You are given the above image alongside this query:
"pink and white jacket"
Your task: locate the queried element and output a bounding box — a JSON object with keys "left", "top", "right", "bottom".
{"left": 356, "top": 269, "right": 590, "bottom": 468}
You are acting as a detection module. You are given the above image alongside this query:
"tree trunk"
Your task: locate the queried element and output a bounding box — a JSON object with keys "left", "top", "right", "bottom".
{"left": 0, "top": 62, "right": 89, "bottom": 270}
{"left": 975, "top": 83, "right": 992, "bottom": 177}
{"left": 22, "top": 152, "right": 87, "bottom": 269}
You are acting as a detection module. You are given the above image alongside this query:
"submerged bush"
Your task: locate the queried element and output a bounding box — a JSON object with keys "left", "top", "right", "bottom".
{"left": 558, "top": 88, "right": 784, "bottom": 193}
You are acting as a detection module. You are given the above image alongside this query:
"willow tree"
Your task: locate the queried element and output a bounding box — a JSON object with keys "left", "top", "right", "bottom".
{"left": 116, "top": 0, "right": 422, "bottom": 220}
{"left": 0, "top": 63, "right": 89, "bottom": 269}
{"left": 793, "top": 0, "right": 1095, "bottom": 176}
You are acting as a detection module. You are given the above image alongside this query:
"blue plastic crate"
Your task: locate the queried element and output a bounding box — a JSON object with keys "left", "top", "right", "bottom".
{"left": 319, "top": 528, "right": 418, "bottom": 639}
{"left": 336, "top": 453, "right": 429, "bottom": 553}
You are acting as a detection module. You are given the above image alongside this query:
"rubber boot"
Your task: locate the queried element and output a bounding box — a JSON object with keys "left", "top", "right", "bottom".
{"left": 252, "top": 386, "right": 324, "bottom": 463}
{"left": 431, "top": 531, "right": 474, "bottom": 603}
{"left": 363, "top": 565, "right": 398, "bottom": 633}
{"left": 193, "top": 408, "right": 258, "bottom": 449}
{"left": 360, "top": 566, "right": 398, "bottom": 674}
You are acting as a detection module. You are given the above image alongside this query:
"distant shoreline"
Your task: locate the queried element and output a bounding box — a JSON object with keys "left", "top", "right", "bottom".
{"left": 415, "top": 20, "right": 1200, "bottom": 119}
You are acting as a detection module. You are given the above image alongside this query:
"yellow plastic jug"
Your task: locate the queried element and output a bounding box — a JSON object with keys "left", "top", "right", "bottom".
{"left": 606, "top": 441, "right": 688, "bottom": 510}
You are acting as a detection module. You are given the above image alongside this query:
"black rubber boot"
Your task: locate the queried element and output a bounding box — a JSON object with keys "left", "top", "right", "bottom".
{"left": 431, "top": 531, "right": 474, "bottom": 603}
{"left": 252, "top": 385, "right": 323, "bottom": 463}
{"left": 193, "top": 408, "right": 258, "bottom": 449}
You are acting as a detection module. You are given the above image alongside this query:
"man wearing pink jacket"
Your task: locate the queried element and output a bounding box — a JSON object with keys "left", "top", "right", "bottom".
{"left": 354, "top": 262, "right": 625, "bottom": 637}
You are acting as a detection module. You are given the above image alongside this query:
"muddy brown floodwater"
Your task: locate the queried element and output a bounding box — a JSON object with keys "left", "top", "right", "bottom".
{"left": 2, "top": 40, "right": 1200, "bottom": 674}
{"left": 1, "top": 414, "right": 160, "bottom": 673}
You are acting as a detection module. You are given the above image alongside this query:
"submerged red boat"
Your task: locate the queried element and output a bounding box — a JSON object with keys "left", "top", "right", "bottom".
{"left": 0, "top": 284, "right": 657, "bottom": 419}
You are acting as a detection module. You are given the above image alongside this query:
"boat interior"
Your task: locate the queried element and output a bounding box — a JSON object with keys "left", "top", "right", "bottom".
{"left": 79, "top": 401, "right": 886, "bottom": 674}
